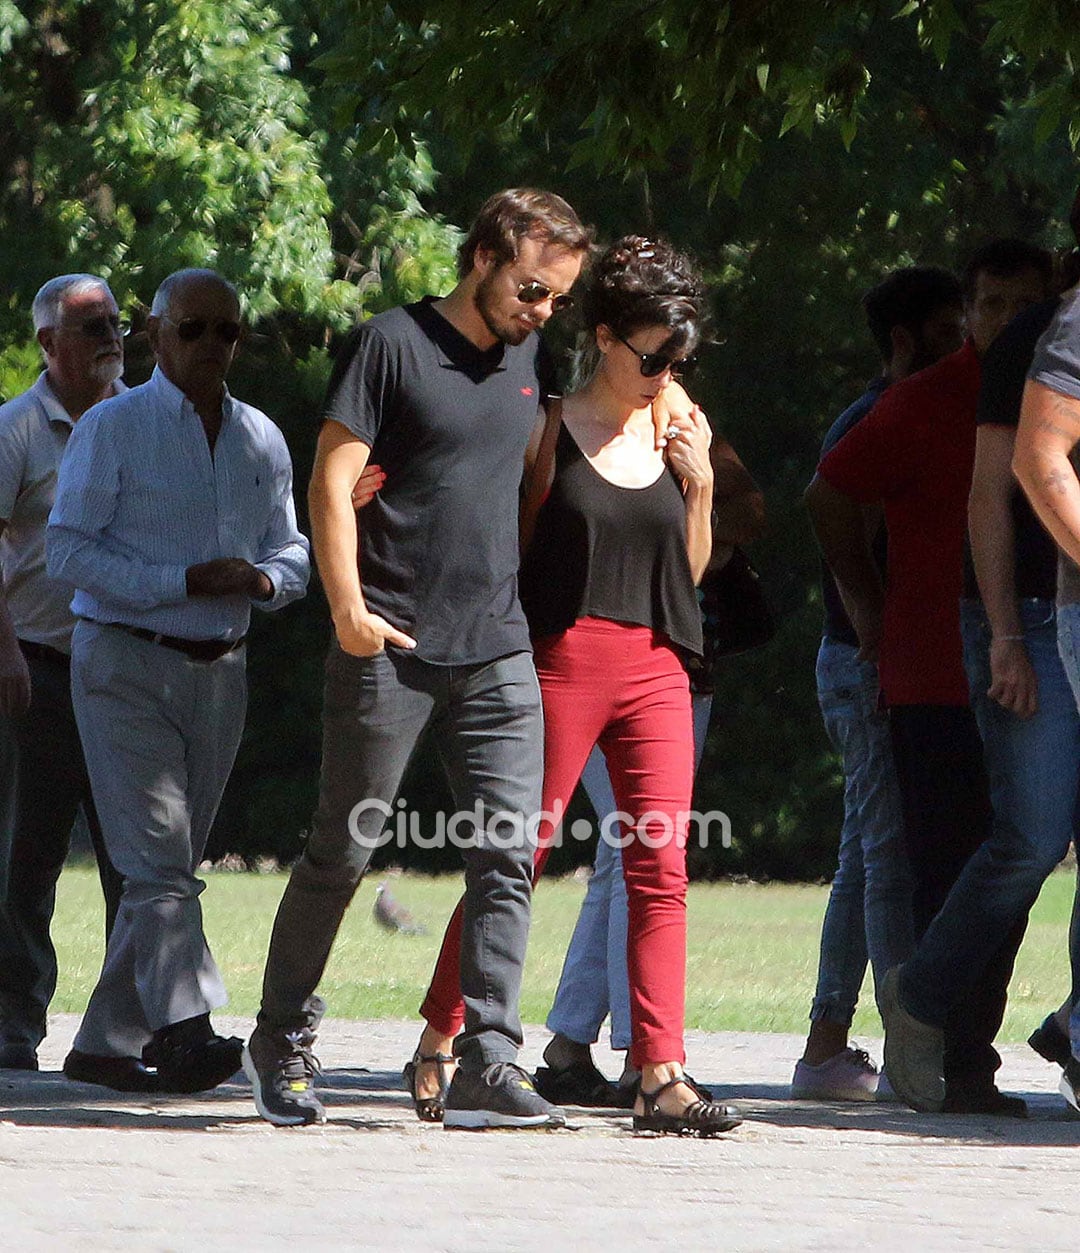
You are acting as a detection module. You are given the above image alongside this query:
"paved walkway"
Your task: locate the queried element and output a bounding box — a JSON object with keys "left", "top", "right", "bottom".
{"left": 1, "top": 1015, "right": 1078, "bottom": 1250}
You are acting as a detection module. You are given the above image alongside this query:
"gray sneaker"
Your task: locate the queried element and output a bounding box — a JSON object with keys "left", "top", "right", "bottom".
{"left": 244, "top": 1000, "right": 327, "bottom": 1127}
{"left": 443, "top": 1061, "right": 567, "bottom": 1130}
{"left": 881, "top": 965, "right": 945, "bottom": 1113}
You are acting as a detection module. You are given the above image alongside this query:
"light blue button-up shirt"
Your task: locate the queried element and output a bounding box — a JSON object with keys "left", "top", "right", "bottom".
{"left": 47, "top": 367, "right": 309, "bottom": 640}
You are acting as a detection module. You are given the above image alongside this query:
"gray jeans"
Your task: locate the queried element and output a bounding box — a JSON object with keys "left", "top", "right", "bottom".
{"left": 257, "top": 644, "right": 543, "bottom": 1068}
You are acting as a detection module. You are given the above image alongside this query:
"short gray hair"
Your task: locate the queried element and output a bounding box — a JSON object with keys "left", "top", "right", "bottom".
{"left": 32, "top": 274, "right": 113, "bottom": 331}
{"left": 150, "top": 268, "right": 239, "bottom": 319}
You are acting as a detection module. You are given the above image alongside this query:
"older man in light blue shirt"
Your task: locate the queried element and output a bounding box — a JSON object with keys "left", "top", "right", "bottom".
{"left": 48, "top": 268, "right": 309, "bottom": 1094}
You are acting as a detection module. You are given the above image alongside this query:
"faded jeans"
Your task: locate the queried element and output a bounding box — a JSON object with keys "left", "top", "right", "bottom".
{"left": 1051, "top": 601, "right": 1080, "bottom": 1060}
{"left": 808, "top": 637, "right": 914, "bottom": 1027}
{"left": 901, "top": 600, "right": 1080, "bottom": 1041}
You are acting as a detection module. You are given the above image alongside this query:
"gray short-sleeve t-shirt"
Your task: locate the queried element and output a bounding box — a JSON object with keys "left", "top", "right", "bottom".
{"left": 1029, "top": 287, "right": 1080, "bottom": 604}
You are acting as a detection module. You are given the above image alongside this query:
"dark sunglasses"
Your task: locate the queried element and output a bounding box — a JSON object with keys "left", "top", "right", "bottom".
{"left": 164, "top": 316, "right": 242, "bottom": 344}
{"left": 614, "top": 331, "right": 696, "bottom": 378}
{"left": 62, "top": 315, "right": 129, "bottom": 341}
{"left": 516, "top": 281, "right": 574, "bottom": 312}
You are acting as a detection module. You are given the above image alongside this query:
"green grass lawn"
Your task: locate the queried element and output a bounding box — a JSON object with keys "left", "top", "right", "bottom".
{"left": 51, "top": 864, "right": 1076, "bottom": 1042}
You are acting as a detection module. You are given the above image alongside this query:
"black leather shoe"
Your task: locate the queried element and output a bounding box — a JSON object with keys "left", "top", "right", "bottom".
{"left": 1029, "top": 1014, "right": 1072, "bottom": 1069}
{"left": 149, "top": 1016, "right": 243, "bottom": 1094}
{"left": 942, "top": 1085, "right": 1027, "bottom": 1118}
{"left": 63, "top": 1049, "right": 160, "bottom": 1092}
{"left": 0, "top": 1041, "right": 38, "bottom": 1070}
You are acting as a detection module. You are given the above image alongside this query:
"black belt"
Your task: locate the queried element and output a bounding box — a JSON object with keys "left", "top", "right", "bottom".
{"left": 18, "top": 639, "right": 71, "bottom": 667}
{"left": 108, "top": 623, "right": 246, "bottom": 663}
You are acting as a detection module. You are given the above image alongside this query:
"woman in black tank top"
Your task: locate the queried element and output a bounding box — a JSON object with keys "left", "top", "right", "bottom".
{"left": 522, "top": 238, "right": 739, "bottom": 1135}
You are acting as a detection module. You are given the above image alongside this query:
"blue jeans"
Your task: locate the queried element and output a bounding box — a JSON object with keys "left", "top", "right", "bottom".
{"left": 1052, "top": 602, "right": 1080, "bottom": 1059}
{"left": 545, "top": 695, "right": 712, "bottom": 1051}
{"left": 809, "top": 638, "right": 913, "bottom": 1027}
{"left": 901, "top": 600, "right": 1080, "bottom": 1034}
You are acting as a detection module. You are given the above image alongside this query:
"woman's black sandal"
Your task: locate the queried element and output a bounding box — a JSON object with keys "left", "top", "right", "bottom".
{"left": 633, "top": 1076, "right": 742, "bottom": 1137}
{"left": 403, "top": 1051, "right": 456, "bottom": 1122}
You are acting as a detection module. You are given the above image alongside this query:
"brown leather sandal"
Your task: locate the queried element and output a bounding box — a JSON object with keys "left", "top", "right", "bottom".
{"left": 403, "top": 1050, "right": 456, "bottom": 1122}
{"left": 633, "top": 1075, "right": 742, "bottom": 1137}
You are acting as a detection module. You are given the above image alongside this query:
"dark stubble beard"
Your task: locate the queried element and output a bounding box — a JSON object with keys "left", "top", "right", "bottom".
{"left": 473, "top": 270, "right": 533, "bottom": 346}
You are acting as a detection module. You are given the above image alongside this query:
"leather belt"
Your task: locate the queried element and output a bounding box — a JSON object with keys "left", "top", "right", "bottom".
{"left": 17, "top": 639, "right": 71, "bottom": 667}
{"left": 110, "top": 623, "right": 246, "bottom": 663}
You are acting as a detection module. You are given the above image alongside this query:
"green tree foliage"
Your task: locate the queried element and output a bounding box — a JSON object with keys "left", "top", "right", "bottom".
{"left": 3, "top": 0, "right": 1078, "bottom": 876}
{"left": 410, "top": 2, "right": 1078, "bottom": 879}
{"left": 0, "top": 0, "right": 353, "bottom": 365}
{"left": 326, "top": 0, "right": 1080, "bottom": 196}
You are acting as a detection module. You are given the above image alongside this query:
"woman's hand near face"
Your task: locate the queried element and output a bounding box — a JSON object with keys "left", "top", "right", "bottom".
{"left": 651, "top": 380, "right": 694, "bottom": 449}
{"left": 663, "top": 404, "right": 713, "bottom": 489}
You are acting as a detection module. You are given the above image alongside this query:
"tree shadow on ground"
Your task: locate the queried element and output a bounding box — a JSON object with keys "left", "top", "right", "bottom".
{"left": 0, "top": 1066, "right": 420, "bottom": 1132}
{"left": 699, "top": 1079, "right": 1080, "bottom": 1146}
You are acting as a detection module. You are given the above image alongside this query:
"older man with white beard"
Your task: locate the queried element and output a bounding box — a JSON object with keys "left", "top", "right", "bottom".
{"left": 0, "top": 275, "right": 127, "bottom": 1070}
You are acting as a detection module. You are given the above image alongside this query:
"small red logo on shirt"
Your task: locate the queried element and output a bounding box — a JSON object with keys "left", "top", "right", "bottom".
{"left": 521, "top": 387, "right": 534, "bottom": 396}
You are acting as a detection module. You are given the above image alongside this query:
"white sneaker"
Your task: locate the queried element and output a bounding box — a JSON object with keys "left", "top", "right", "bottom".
{"left": 790, "top": 1046, "right": 880, "bottom": 1101}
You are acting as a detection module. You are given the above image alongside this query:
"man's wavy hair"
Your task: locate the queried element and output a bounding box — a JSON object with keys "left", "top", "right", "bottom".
{"left": 457, "top": 188, "right": 592, "bottom": 278}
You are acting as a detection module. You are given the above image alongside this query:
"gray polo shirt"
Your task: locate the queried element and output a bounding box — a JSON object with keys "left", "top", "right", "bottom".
{"left": 0, "top": 372, "right": 125, "bottom": 653}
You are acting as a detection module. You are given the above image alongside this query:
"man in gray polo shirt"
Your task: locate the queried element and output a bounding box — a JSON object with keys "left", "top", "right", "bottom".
{"left": 0, "top": 274, "right": 126, "bottom": 1070}
{"left": 1014, "top": 277, "right": 1080, "bottom": 1111}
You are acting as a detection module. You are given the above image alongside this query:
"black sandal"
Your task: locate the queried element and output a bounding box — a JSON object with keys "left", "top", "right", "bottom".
{"left": 633, "top": 1075, "right": 742, "bottom": 1137}
{"left": 403, "top": 1051, "right": 456, "bottom": 1122}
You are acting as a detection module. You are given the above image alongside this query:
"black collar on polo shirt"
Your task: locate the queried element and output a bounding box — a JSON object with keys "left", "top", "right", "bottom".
{"left": 409, "top": 295, "right": 508, "bottom": 382}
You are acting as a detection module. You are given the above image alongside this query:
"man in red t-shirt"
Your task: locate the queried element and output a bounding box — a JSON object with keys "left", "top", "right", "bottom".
{"left": 806, "top": 239, "right": 1052, "bottom": 1114}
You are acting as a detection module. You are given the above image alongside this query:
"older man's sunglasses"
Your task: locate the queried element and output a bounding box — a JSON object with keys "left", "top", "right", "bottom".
{"left": 164, "top": 316, "right": 242, "bottom": 344}
{"left": 516, "top": 281, "right": 574, "bottom": 312}
{"left": 63, "top": 315, "right": 129, "bottom": 340}
{"left": 613, "top": 331, "right": 697, "bottom": 378}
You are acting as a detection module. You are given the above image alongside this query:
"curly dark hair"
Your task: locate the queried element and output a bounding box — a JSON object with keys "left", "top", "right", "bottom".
{"left": 580, "top": 235, "right": 707, "bottom": 355}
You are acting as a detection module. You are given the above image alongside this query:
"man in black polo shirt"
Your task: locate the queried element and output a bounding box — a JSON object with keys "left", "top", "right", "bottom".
{"left": 245, "top": 188, "right": 591, "bottom": 1128}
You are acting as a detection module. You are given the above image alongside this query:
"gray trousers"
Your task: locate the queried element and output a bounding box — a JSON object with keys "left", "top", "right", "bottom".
{"left": 0, "top": 649, "right": 122, "bottom": 1048}
{"left": 70, "top": 621, "right": 246, "bottom": 1057}
{"left": 257, "top": 644, "right": 542, "bottom": 1068}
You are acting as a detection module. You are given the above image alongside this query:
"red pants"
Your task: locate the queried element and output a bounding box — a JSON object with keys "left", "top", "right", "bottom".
{"left": 420, "top": 618, "right": 693, "bottom": 1067}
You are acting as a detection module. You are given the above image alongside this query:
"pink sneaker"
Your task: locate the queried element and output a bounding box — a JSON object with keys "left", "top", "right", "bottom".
{"left": 790, "top": 1047, "right": 880, "bottom": 1102}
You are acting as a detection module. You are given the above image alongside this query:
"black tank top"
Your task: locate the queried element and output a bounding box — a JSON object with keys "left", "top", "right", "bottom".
{"left": 519, "top": 421, "right": 703, "bottom": 655}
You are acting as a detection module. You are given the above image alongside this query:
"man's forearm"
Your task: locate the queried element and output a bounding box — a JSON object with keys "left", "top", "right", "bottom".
{"left": 968, "top": 484, "right": 1022, "bottom": 636}
{"left": 805, "top": 476, "right": 885, "bottom": 627}
{"left": 309, "top": 473, "right": 367, "bottom": 629}
{"left": 685, "top": 479, "right": 714, "bottom": 584}
{"left": 1014, "top": 382, "right": 1080, "bottom": 569}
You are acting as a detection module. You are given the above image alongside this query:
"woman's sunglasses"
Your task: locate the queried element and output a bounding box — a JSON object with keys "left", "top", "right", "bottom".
{"left": 516, "top": 281, "right": 574, "bottom": 313}
{"left": 613, "top": 331, "right": 696, "bottom": 378}
{"left": 163, "top": 316, "right": 242, "bottom": 344}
